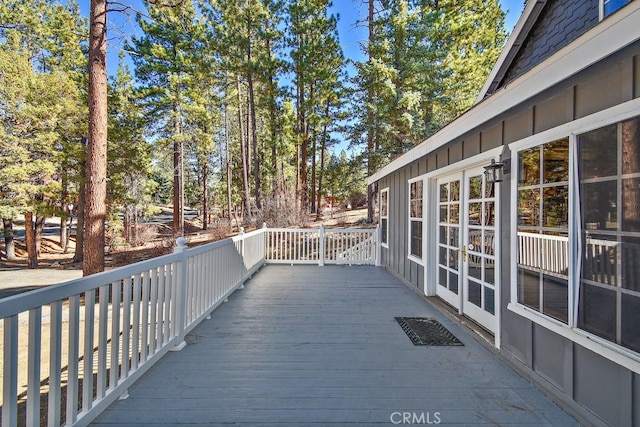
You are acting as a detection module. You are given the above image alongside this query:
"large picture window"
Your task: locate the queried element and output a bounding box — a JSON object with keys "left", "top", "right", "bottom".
{"left": 514, "top": 115, "right": 640, "bottom": 356}
{"left": 577, "top": 118, "right": 640, "bottom": 354}
{"left": 408, "top": 179, "right": 423, "bottom": 260}
{"left": 380, "top": 188, "right": 389, "bottom": 247}
{"left": 516, "top": 138, "right": 570, "bottom": 323}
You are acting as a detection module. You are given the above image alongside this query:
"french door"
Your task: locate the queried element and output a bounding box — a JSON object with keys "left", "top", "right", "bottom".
{"left": 435, "top": 166, "right": 498, "bottom": 333}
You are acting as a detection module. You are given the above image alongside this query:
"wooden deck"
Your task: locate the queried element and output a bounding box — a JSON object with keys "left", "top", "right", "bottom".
{"left": 92, "top": 265, "right": 577, "bottom": 426}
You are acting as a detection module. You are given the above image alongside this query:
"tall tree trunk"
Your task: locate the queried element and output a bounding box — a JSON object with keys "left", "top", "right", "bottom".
{"left": 224, "top": 91, "right": 233, "bottom": 223}
{"left": 366, "top": 0, "right": 376, "bottom": 223}
{"left": 237, "top": 75, "right": 251, "bottom": 220}
{"left": 246, "top": 36, "right": 261, "bottom": 210}
{"left": 202, "top": 159, "right": 208, "bottom": 231}
{"left": 35, "top": 215, "right": 45, "bottom": 255}
{"left": 310, "top": 129, "right": 317, "bottom": 214}
{"left": 73, "top": 177, "right": 85, "bottom": 263}
{"left": 84, "top": 0, "right": 108, "bottom": 276}
{"left": 316, "top": 103, "right": 330, "bottom": 221}
{"left": 2, "top": 218, "right": 16, "bottom": 260}
{"left": 25, "top": 212, "right": 37, "bottom": 269}
{"left": 172, "top": 102, "right": 183, "bottom": 237}
{"left": 60, "top": 174, "right": 68, "bottom": 253}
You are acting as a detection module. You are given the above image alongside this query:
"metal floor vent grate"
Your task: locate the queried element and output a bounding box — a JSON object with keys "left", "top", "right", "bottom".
{"left": 395, "top": 317, "right": 464, "bottom": 346}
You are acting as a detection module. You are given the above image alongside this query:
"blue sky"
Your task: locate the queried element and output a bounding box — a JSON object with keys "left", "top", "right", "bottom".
{"left": 78, "top": 0, "right": 525, "bottom": 77}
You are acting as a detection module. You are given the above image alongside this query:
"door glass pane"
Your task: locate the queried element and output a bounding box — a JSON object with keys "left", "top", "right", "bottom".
{"left": 579, "top": 124, "right": 617, "bottom": 179}
{"left": 469, "top": 260, "right": 481, "bottom": 280}
{"left": 468, "top": 203, "right": 482, "bottom": 225}
{"left": 439, "top": 267, "right": 447, "bottom": 287}
{"left": 450, "top": 180, "right": 460, "bottom": 201}
{"left": 484, "top": 230, "right": 495, "bottom": 256}
{"left": 468, "top": 230, "right": 482, "bottom": 252}
{"left": 485, "top": 259, "right": 495, "bottom": 285}
{"left": 468, "top": 281, "right": 482, "bottom": 307}
{"left": 449, "top": 272, "right": 458, "bottom": 294}
{"left": 439, "top": 246, "right": 447, "bottom": 265}
{"left": 449, "top": 227, "right": 459, "bottom": 247}
{"left": 450, "top": 204, "right": 459, "bottom": 224}
{"left": 485, "top": 288, "right": 495, "bottom": 315}
{"left": 439, "top": 226, "right": 447, "bottom": 244}
{"left": 469, "top": 175, "right": 483, "bottom": 199}
{"left": 439, "top": 205, "right": 447, "bottom": 222}
{"left": 440, "top": 183, "right": 448, "bottom": 201}
{"left": 484, "top": 202, "right": 495, "bottom": 226}
{"left": 448, "top": 249, "right": 458, "bottom": 269}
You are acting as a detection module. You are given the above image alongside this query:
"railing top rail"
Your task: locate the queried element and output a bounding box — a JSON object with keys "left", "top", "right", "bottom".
{"left": 0, "top": 250, "right": 181, "bottom": 319}
{"left": 266, "top": 227, "right": 376, "bottom": 233}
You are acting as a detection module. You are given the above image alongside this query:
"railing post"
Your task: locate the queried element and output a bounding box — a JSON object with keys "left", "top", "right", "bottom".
{"left": 171, "top": 237, "right": 188, "bottom": 351}
{"left": 319, "top": 224, "right": 325, "bottom": 267}
{"left": 375, "top": 224, "right": 382, "bottom": 266}
{"left": 239, "top": 227, "right": 245, "bottom": 259}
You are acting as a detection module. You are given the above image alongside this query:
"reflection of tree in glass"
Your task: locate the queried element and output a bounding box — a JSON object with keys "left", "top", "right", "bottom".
{"left": 622, "top": 118, "right": 640, "bottom": 232}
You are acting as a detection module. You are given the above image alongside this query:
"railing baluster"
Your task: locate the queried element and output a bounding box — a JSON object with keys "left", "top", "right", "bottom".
{"left": 140, "top": 271, "right": 149, "bottom": 363}
{"left": 97, "top": 285, "right": 109, "bottom": 398}
{"left": 149, "top": 270, "right": 157, "bottom": 355}
{"left": 122, "top": 277, "right": 132, "bottom": 378}
{"left": 2, "top": 315, "right": 18, "bottom": 427}
{"left": 48, "top": 301, "right": 62, "bottom": 427}
{"left": 83, "top": 289, "right": 96, "bottom": 412}
{"left": 110, "top": 281, "right": 121, "bottom": 387}
{"left": 26, "top": 307, "right": 42, "bottom": 426}
{"left": 66, "top": 294, "right": 80, "bottom": 425}
{"left": 132, "top": 275, "right": 141, "bottom": 369}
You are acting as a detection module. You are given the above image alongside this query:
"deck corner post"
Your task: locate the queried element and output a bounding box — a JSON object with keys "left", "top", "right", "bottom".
{"left": 319, "top": 224, "right": 325, "bottom": 266}
{"left": 239, "top": 227, "right": 245, "bottom": 259}
{"left": 375, "top": 224, "right": 381, "bottom": 267}
{"left": 172, "top": 237, "right": 188, "bottom": 351}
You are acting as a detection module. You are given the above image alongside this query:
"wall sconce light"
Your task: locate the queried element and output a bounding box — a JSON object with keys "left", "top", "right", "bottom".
{"left": 484, "top": 158, "right": 511, "bottom": 184}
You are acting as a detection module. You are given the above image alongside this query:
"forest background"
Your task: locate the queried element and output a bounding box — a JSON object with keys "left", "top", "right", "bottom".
{"left": 0, "top": 0, "right": 517, "bottom": 274}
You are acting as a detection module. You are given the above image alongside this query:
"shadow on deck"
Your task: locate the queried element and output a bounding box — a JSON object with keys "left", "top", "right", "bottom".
{"left": 92, "top": 265, "right": 577, "bottom": 426}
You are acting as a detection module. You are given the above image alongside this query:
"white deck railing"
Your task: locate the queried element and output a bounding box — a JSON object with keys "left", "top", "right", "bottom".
{"left": 0, "top": 226, "right": 376, "bottom": 427}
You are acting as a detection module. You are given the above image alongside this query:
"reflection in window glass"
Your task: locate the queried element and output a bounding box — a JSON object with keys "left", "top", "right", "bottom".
{"left": 579, "top": 124, "right": 617, "bottom": 179}
{"left": 603, "top": 0, "right": 631, "bottom": 18}
{"left": 516, "top": 137, "right": 569, "bottom": 323}
{"left": 411, "top": 220, "right": 422, "bottom": 258}
{"left": 380, "top": 189, "right": 389, "bottom": 245}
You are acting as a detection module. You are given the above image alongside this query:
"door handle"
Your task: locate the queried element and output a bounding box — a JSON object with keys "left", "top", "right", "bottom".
{"left": 461, "top": 245, "right": 467, "bottom": 262}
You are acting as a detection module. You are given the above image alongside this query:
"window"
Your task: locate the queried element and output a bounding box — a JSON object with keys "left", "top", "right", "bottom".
{"left": 601, "top": 0, "right": 631, "bottom": 18}
{"left": 380, "top": 188, "right": 389, "bottom": 247}
{"left": 516, "top": 138, "right": 570, "bottom": 323}
{"left": 409, "top": 179, "right": 423, "bottom": 260}
{"left": 577, "top": 118, "right": 640, "bottom": 354}
{"left": 513, "top": 116, "right": 640, "bottom": 356}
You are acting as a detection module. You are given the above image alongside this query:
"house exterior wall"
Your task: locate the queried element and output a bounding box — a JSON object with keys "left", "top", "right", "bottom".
{"left": 499, "top": 0, "right": 599, "bottom": 88}
{"left": 377, "top": 39, "right": 640, "bottom": 427}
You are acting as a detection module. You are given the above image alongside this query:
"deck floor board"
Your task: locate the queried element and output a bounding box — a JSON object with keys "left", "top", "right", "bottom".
{"left": 92, "top": 265, "right": 577, "bottom": 426}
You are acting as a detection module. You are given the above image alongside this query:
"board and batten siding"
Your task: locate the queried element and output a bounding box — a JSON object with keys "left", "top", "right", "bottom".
{"left": 377, "top": 39, "right": 640, "bottom": 427}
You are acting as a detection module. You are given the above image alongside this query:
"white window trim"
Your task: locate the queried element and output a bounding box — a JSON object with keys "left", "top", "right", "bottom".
{"left": 508, "top": 97, "right": 640, "bottom": 374}
{"left": 408, "top": 177, "right": 425, "bottom": 265}
{"left": 380, "top": 187, "right": 389, "bottom": 249}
